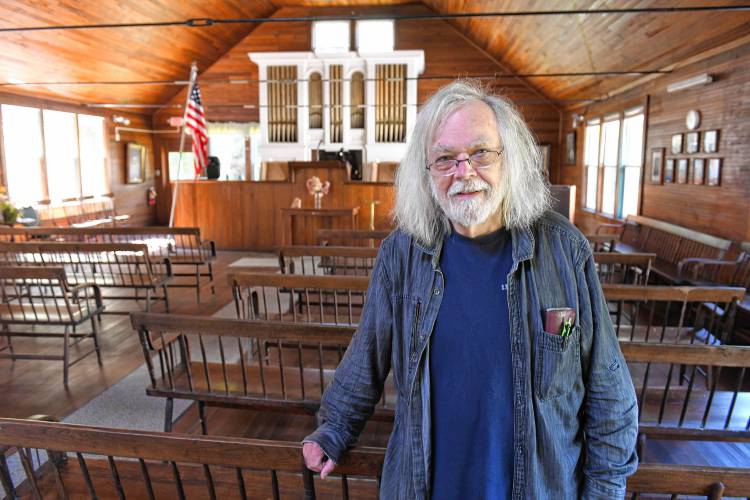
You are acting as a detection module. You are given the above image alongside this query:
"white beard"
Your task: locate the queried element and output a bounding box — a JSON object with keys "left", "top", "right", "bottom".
{"left": 431, "top": 177, "right": 503, "bottom": 228}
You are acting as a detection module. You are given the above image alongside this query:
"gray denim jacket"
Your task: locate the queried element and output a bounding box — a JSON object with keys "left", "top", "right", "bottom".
{"left": 304, "top": 211, "right": 638, "bottom": 499}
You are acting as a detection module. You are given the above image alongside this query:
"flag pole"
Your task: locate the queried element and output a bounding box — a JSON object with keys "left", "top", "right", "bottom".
{"left": 169, "top": 62, "right": 199, "bottom": 228}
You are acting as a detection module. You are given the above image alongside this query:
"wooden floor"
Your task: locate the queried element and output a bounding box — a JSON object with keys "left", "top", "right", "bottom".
{"left": 1, "top": 250, "right": 748, "bottom": 470}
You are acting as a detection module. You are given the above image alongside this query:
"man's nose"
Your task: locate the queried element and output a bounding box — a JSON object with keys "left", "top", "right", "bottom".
{"left": 453, "top": 155, "right": 477, "bottom": 179}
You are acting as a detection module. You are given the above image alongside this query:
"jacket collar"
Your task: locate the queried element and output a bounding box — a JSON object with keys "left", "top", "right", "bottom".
{"left": 414, "top": 224, "right": 535, "bottom": 269}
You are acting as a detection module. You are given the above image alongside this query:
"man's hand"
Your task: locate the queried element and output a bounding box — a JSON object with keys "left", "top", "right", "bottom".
{"left": 303, "top": 442, "right": 336, "bottom": 479}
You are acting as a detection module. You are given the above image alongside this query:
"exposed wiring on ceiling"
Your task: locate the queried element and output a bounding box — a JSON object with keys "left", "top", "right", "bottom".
{"left": 0, "top": 70, "right": 672, "bottom": 87}
{"left": 1, "top": 5, "right": 748, "bottom": 33}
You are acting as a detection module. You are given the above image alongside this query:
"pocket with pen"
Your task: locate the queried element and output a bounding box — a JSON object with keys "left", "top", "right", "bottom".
{"left": 534, "top": 325, "right": 581, "bottom": 401}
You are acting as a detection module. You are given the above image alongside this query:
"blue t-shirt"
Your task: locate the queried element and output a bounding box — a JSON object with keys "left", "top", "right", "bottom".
{"left": 430, "top": 227, "right": 514, "bottom": 499}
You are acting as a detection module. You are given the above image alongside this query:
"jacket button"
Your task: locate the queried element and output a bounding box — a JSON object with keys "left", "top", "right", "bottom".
{"left": 433, "top": 288, "right": 440, "bottom": 295}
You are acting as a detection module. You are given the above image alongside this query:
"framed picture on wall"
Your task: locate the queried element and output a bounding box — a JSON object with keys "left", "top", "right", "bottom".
{"left": 692, "top": 158, "right": 705, "bottom": 185}
{"left": 671, "top": 133, "right": 683, "bottom": 155}
{"left": 676, "top": 158, "right": 688, "bottom": 184}
{"left": 686, "top": 131, "right": 700, "bottom": 154}
{"left": 703, "top": 130, "right": 719, "bottom": 153}
{"left": 650, "top": 148, "right": 664, "bottom": 184}
{"left": 707, "top": 158, "right": 722, "bottom": 186}
{"left": 565, "top": 132, "right": 576, "bottom": 165}
{"left": 126, "top": 143, "right": 146, "bottom": 184}
{"left": 664, "top": 159, "right": 675, "bottom": 183}
{"left": 540, "top": 143, "right": 551, "bottom": 178}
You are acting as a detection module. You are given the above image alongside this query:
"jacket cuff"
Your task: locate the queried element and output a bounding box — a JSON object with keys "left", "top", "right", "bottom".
{"left": 302, "top": 425, "right": 348, "bottom": 464}
{"left": 582, "top": 477, "right": 626, "bottom": 500}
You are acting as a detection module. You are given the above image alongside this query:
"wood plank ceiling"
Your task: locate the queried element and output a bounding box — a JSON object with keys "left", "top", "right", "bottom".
{"left": 0, "top": 0, "right": 749, "bottom": 107}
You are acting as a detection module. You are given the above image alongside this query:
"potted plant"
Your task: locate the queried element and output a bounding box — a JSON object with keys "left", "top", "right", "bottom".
{"left": 0, "top": 187, "right": 18, "bottom": 225}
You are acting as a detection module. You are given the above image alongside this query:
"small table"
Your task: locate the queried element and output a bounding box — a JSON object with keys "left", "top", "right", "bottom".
{"left": 280, "top": 207, "right": 360, "bottom": 246}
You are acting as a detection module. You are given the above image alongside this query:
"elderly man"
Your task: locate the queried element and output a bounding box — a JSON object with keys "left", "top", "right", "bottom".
{"left": 303, "top": 80, "right": 638, "bottom": 499}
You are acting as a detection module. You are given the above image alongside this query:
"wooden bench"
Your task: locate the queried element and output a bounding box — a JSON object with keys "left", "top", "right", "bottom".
{"left": 602, "top": 285, "right": 746, "bottom": 345}
{"left": 586, "top": 233, "right": 620, "bottom": 252}
{"left": 594, "top": 252, "right": 654, "bottom": 285}
{"left": 131, "top": 313, "right": 395, "bottom": 434}
{"left": 1, "top": 418, "right": 748, "bottom": 499}
{"left": 0, "top": 241, "right": 172, "bottom": 314}
{"left": 277, "top": 245, "right": 378, "bottom": 276}
{"left": 316, "top": 228, "right": 390, "bottom": 247}
{"left": 229, "top": 272, "right": 370, "bottom": 325}
{"left": 0, "top": 417, "right": 384, "bottom": 499}
{"left": 626, "top": 463, "right": 750, "bottom": 498}
{"left": 600, "top": 215, "right": 733, "bottom": 284}
{"left": 2, "top": 418, "right": 747, "bottom": 499}
{"left": 623, "top": 342, "right": 750, "bottom": 455}
{"left": 0, "top": 226, "right": 215, "bottom": 302}
{"left": 0, "top": 266, "right": 104, "bottom": 385}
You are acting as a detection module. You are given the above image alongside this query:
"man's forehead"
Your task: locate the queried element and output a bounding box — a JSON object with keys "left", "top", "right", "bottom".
{"left": 430, "top": 136, "right": 499, "bottom": 153}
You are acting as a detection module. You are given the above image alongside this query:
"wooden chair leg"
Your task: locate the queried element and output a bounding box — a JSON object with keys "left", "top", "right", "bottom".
{"left": 163, "top": 285, "right": 171, "bottom": 313}
{"left": 63, "top": 325, "right": 70, "bottom": 386}
{"left": 146, "top": 289, "right": 152, "bottom": 313}
{"left": 208, "top": 262, "right": 216, "bottom": 295}
{"left": 164, "top": 398, "right": 174, "bottom": 432}
{"left": 91, "top": 317, "right": 102, "bottom": 366}
{"left": 198, "top": 401, "right": 208, "bottom": 435}
{"left": 196, "top": 265, "right": 201, "bottom": 303}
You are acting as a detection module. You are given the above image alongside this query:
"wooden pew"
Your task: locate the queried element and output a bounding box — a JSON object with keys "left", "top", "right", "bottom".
{"left": 0, "top": 418, "right": 384, "bottom": 499}
{"left": 626, "top": 463, "right": 750, "bottom": 498}
{"left": 0, "top": 267, "right": 104, "bottom": 385}
{"left": 0, "top": 226, "right": 215, "bottom": 302}
{"left": 276, "top": 245, "right": 378, "bottom": 276}
{"left": 594, "top": 251, "right": 654, "bottom": 285}
{"left": 623, "top": 342, "right": 750, "bottom": 454}
{"left": 316, "top": 228, "right": 390, "bottom": 247}
{"left": 602, "top": 285, "right": 745, "bottom": 345}
{"left": 229, "top": 272, "right": 369, "bottom": 325}
{"left": 586, "top": 233, "right": 620, "bottom": 252}
{"left": 600, "top": 215, "right": 733, "bottom": 284}
{"left": 1, "top": 418, "right": 748, "bottom": 499}
{"left": 130, "top": 313, "right": 394, "bottom": 434}
{"left": 0, "top": 241, "right": 172, "bottom": 314}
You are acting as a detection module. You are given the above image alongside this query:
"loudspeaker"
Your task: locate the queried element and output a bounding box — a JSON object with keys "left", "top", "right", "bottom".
{"left": 206, "top": 156, "right": 220, "bottom": 179}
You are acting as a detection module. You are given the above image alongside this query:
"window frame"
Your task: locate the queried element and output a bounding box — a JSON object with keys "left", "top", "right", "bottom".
{"left": 0, "top": 103, "right": 110, "bottom": 204}
{"left": 581, "top": 105, "right": 646, "bottom": 220}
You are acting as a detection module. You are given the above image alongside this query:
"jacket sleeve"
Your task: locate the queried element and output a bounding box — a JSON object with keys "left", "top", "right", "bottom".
{"left": 577, "top": 245, "right": 639, "bottom": 500}
{"left": 302, "top": 252, "right": 394, "bottom": 463}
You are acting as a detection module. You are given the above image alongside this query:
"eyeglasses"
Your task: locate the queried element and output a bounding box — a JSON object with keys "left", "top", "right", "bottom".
{"left": 427, "top": 148, "right": 504, "bottom": 177}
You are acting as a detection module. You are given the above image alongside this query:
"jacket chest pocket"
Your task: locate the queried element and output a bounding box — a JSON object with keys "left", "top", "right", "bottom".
{"left": 534, "top": 326, "right": 581, "bottom": 401}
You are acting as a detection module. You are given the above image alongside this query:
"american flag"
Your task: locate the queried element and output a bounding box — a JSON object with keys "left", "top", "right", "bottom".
{"left": 185, "top": 82, "right": 208, "bottom": 176}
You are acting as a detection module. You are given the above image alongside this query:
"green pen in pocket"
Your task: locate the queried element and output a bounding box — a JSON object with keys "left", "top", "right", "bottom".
{"left": 561, "top": 318, "right": 573, "bottom": 338}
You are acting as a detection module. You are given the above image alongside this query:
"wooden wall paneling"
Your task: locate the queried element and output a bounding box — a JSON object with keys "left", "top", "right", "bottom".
{"left": 567, "top": 42, "right": 750, "bottom": 242}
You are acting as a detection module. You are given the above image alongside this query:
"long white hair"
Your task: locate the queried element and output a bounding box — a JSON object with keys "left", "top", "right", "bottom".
{"left": 393, "top": 80, "right": 550, "bottom": 247}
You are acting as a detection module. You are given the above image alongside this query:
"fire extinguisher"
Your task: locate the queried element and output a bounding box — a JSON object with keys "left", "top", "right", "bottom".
{"left": 147, "top": 187, "right": 157, "bottom": 207}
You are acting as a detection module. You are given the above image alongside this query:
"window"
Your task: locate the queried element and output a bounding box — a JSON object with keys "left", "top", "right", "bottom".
{"left": 1, "top": 105, "right": 46, "bottom": 203}
{"left": 312, "top": 21, "right": 349, "bottom": 54}
{"left": 43, "top": 110, "right": 80, "bottom": 201}
{"left": 582, "top": 107, "right": 645, "bottom": 219}
{"left": 208, "top": 123, "right": 254, "bottom": 180}
{"left": 600, "top": 116, "right": 620, "bottom": 216}
{"left": 620, "top": 110, "right": 645, "bottom": 218}
{"left": 583, "top": 119, "right": 600, "bottom": 211}
{"left": 168, "top": 152, "right": 195, "bottom": 181}
{"left": 357, "top": 20, "right": 394, "bottom": 53}
{"left": 0, "top": 104, "right": 109, "bottom": 204}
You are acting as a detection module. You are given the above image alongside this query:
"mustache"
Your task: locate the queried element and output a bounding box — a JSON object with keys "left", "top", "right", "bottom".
{"left": 447, "top": 178, "right": 491, "bottom": 197}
